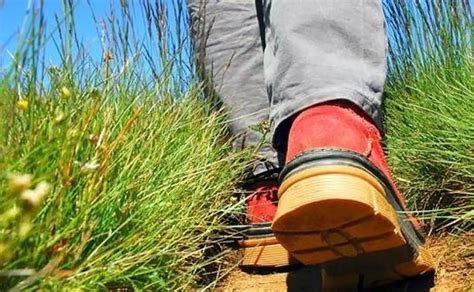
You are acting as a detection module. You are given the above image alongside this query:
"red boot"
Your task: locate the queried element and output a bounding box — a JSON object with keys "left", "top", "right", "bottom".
{"left": 238, "top": 171, "right": 298, "bottom": 268}
{"left": 272, "top": 102, "right": 434, "bottom": 285}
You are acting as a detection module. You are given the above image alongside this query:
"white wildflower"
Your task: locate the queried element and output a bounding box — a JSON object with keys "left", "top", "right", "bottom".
{"left": 74, "top": 160, "right": 100, "bottom": 171}
{"left": 83, "top": 162, "right": 99, "bottom": 170}
{"left": 21, "top": 181, "right": 51, "bottom": 207}
{"left": 7, "top": 173, "right": 32, "bottom": 194}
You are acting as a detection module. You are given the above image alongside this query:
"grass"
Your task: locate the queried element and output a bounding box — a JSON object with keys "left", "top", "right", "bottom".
{"left": 0, "top": 85, "right": 248, "bottom": 290}
{"left": 0, "top": 0, "right": 472, "bottom": 290}
{"left": 383, "top": 0, "right": 473, "bottom": 232}
{"left": 0, "top": 1, "right": 249, "bottom": 290}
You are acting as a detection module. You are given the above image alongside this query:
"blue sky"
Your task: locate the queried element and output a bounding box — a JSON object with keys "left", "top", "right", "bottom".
{"left": 2, "top": 1, "right": 468, "bottom": 78}
{"left": 0, "top": 0, "right": 112, "bottom": 68}
{"left": 0, "top": 1, "right": 188, "bottom": 68}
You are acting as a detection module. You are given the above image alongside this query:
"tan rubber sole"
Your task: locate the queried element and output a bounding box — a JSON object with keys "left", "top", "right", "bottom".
{"left": 272, "top": 165, "right": 407, "bottom": 266}
{"left": 240, "top": 237, "right": 298, "bottom": 268}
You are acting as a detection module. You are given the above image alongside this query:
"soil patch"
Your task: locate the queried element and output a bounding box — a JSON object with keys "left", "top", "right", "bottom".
{"left": 218, "top": 234, "right": 473, "bottom": 291}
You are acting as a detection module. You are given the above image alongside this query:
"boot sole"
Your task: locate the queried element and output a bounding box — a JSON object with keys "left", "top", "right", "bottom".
{"left": 272, "top": 150, "right": 433, "bottom": 276}
{"left": 239, "top": 236, "right": 299, "bottom": 268}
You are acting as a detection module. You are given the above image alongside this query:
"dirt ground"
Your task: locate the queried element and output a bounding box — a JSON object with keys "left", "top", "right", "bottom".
{"left": 430, "top": 234, "right": 473, "bottom": 291}
{"left": 218, "top": 234, "right": 473, "bottom": 291}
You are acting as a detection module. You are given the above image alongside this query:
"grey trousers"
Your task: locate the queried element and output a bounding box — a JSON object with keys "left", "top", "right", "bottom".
{"left": 188, "top": 0, "right": 387, "bottom": 173}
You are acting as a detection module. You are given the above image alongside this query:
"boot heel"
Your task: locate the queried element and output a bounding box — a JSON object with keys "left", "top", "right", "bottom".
{"left": 240, "top": 237, "right": 298, "bottom": 268}
{"left": 272, "top": 165, "right": 406, "bottom": 265}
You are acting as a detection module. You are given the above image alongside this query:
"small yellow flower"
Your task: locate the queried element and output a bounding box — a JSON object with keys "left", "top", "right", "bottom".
{"left": 60, "top": 86, "right": 72, "bottom": 99}
{"left": 18, "top": 222, "right": 32, "bottom": 239}
{"left": 54, "top": 112, "right": 65, "bottom": 123}
{"left": 68, "top": 129, "right": 79, "bottom": 138}
{"left": 16, "top": 100, "right": 28, "bottom": 110}
{"left": 3, "top": 206, "right": 20, "bottom": 221}
{"left": 103, "top": 51, "right": 113, "bottom": 62}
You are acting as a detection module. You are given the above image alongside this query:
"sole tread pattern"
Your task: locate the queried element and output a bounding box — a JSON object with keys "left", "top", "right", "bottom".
{"left": 273, "top": 165, "right": 408, "bottom": 266}
{"left": 240, "top": 237, "right": 298, "bottom": 268}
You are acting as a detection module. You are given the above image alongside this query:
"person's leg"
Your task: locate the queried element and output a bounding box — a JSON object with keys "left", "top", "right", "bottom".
{"left": 187, "top": 0, "right": 296, "bottom": 268}
{"left": 262, "top": 0, "right": 386, "bottom": 149}
{"left": 188, "top": 0, "right": 278, "bottom": 175}
{"left": 260, "top": 0, "right": 435, "bottom": 287}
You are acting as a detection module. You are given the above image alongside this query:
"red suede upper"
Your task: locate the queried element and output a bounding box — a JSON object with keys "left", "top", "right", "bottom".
{"left": 286, "top": 102, "right": 421, "bottom": 229}
{"left": 246, "top": 181, "right": 279, "bottom": 224}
